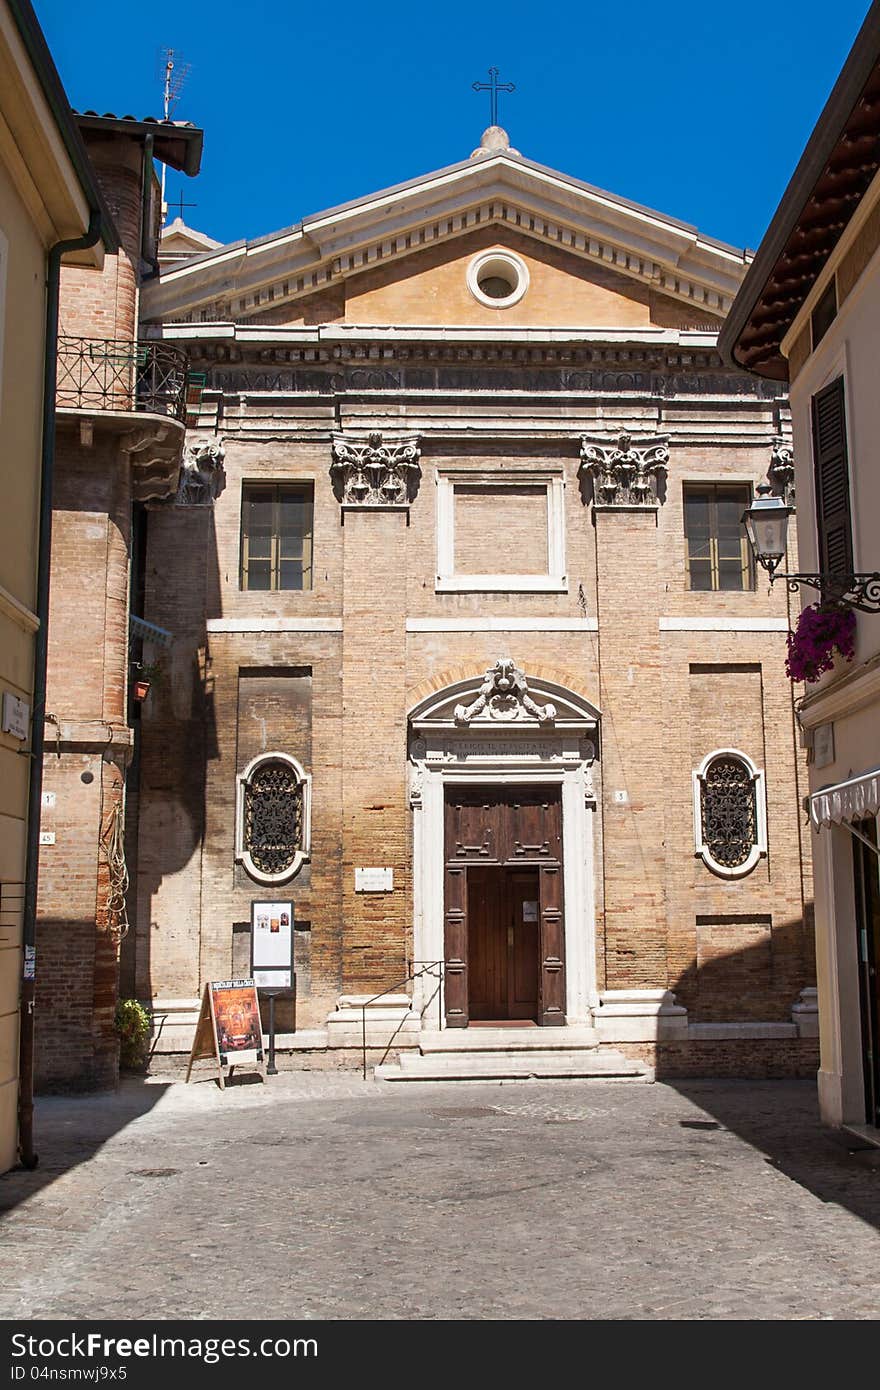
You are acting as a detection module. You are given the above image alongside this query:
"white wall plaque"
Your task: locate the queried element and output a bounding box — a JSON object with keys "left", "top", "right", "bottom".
{"left": 355, "top": 867, "right": 394, "bottom": 892}
{"left": 39, "top": 831, "right": 55, "bottom": 846}
{"left": 2, "top": 691, "right": 29, "bottom": 741}
{"left": 813, "top": 722, "right": 835, "bottom": 770}
{"left": 41, "top": 791, "right": 56, "bottom": 808}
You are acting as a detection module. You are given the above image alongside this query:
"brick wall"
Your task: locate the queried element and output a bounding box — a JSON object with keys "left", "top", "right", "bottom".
{"left": 59, "top": 141, "right": 142, "bottom": 344}
{"left": 454, "top": 484, "right": 548, "bottom": 574}
{"left": 35, "top": 133, "right": 149, "bottom": 1089}
{"left": 35, "top": 422, "right": 134, "bottom": 1088}
{"left": 617, "top": 1039, "right": 819, "bottom": 1080}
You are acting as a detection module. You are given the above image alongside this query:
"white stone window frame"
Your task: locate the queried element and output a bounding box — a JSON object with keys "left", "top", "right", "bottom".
{"left": 466, "top": 249, "right": 530, "bottom": 309}
{"left": 692, "top": 747, "right": 767, "bottom": 880}
{"left": 435, "top": 468, "right": 567, "bottom": 593}
{"left": 235, "top": 751, "right": 312, "bottom": 885}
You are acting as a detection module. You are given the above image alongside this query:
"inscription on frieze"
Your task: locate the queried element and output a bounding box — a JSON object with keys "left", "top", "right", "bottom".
{"left": 197, "top": 365, "right": 787, "bottom": 400}
{"left": 443, "top": 741, "right": 566, "bottom": 760}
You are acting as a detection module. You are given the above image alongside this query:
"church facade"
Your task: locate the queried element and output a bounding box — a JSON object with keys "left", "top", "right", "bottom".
{"left": 133, "top": 128, "right": 818, "bottom": 1076}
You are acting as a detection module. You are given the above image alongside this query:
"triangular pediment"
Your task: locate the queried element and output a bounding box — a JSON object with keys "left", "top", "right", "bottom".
{"left": 141, "top": 147, "right": 750, "bottom": 327}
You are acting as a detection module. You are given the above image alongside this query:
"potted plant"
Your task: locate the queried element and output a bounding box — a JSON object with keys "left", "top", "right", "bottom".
{"left": 131, "top": 658, "right": 163, "bottom": 702}
{"left": 785, "top": 601, "right": 856, "bottom": 684}
{"left": 115, "top": 998, "right": 151, "bottom": 1072}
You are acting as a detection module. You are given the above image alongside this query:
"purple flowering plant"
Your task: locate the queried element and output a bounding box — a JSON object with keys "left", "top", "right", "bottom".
{"left": 785, "top": 602, "right": 856, "bottom": 683}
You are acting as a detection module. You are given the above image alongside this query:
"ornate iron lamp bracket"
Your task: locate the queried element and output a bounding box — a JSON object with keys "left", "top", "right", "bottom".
{"left": 770, "top": 570, "right": 880, "bottom": 614}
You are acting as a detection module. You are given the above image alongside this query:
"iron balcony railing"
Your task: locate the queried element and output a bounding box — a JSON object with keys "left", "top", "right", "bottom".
{"left": 56, "top": 336, "right": 190, "bottom": 423}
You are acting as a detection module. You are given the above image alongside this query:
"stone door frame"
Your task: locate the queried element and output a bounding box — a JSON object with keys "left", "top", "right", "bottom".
{"left": 408, "top": 663, "right": 600, "bottom": 1030}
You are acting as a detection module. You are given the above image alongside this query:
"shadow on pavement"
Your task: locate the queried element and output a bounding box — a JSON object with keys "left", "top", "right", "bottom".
{"left": 667, "top": 1078, "right": 880, "bottom": 1234}
{"left": 0, "top": 1080, "right": 170, "bottom": 1216}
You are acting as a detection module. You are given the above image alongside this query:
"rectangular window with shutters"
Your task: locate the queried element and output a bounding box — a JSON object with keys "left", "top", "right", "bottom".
{"left": 812, "top": 375, "right": 853, "bottom": 579}
{"left": 683, "top": 484, "right": 754, "bottom": 591}
{"left": 240, "top": 483, "right": 314, "bottom": 591}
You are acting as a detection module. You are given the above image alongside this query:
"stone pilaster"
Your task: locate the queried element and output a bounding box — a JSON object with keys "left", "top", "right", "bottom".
{"left": 593, "top": 505, "right": 668, "bottom": 991}
{"left": 340, "top": 508, "right": 410, "bottom": 991}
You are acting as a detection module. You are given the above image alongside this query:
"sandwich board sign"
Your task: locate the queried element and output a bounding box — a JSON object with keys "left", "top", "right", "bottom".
{"left": 186, "top": 979, "right": 265, "bottom": 1089}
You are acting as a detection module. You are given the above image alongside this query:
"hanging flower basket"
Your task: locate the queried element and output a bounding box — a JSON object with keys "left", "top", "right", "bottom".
{"left": 785, "top": 602, "right": 856, "bottom": 684}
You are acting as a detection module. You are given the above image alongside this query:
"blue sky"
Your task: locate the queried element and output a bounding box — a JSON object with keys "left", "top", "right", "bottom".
{"left": 35, "top": 0, "right": 873, "bottom": 253}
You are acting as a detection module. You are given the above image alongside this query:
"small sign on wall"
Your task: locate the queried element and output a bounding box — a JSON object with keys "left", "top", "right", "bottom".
{"left": 355, "top": 867, "right": 394, "bottom": 892}
{"left": 2, "top": 692, "right": 29, "bottom": 742}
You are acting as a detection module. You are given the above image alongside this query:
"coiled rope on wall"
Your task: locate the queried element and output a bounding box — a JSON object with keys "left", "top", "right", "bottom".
{"left": 100, "top": 791, "right": 130, "bottom": 944}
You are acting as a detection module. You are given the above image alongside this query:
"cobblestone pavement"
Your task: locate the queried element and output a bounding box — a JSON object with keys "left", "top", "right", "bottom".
{"left": 0, "top": 1072, "right": 879, "bottom": 1320}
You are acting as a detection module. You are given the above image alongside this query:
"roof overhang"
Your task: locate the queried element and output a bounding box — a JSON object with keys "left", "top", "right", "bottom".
{"left": 75, "top": 113, "right": 203, "bottom": 176}
{"left": 141, "top": 150, "right": 749, "bottom": 325}
{"left": 719, "top": 0, "right": 880, "bottom": 380}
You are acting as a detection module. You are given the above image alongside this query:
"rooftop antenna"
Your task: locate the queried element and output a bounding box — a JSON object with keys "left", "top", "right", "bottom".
{"left": 157, "top": 47, "right": 191, "bottom": 226}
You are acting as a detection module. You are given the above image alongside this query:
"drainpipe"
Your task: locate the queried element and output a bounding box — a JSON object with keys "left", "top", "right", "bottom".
{"left": 140, "top": 133, "right": 160, "bottom": 281}
{"left": 18, "top": 209, "right": 104, "bottom": 1170}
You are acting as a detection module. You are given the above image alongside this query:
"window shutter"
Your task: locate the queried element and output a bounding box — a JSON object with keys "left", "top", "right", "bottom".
{"left": 812, "top": 376, "right": 853, "bottom": 577}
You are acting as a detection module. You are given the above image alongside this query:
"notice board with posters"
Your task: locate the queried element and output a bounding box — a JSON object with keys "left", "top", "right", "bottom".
{"left": 250, "top": 900, "right": 293, "bottom": 990}
{"left": 186, "top": 979, "right": 265, "bottom": 1089}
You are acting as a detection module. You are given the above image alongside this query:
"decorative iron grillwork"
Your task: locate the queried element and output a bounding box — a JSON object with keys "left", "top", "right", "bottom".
{"left": 243, "top": 760, "right": 304, "bottom": 877}
{"left": 56, "top": 337, "right": 189, "bottom": 422}
{"left": 700, "top": 756, "right": 757, "bottom": 869}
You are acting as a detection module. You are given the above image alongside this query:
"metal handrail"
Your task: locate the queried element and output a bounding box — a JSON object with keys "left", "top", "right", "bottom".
{"left": 360, "top": 959, "right": 445, "bottom": 1080}
{"left": 56, "top": 336, "right": 190, "bottom": 422}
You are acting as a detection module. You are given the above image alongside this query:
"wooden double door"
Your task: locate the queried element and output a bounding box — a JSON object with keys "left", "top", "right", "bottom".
{"left": 444, "top": 786, "right": 565, "bottom": 1028}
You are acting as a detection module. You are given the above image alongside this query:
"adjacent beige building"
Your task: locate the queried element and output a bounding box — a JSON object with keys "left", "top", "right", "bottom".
{"left": 721, "top": 0, "right": 880, "bottom": 1134}
{"left": 0, "top": 0, "right": 108, "bottom": 1169}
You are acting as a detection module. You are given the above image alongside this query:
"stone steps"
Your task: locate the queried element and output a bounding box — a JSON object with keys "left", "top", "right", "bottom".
{"left": 417, "top": 1026, "right": 600, "bottom": 1053}
{"left": 375, "top": 1046, "right": 651, "bottom": 1083}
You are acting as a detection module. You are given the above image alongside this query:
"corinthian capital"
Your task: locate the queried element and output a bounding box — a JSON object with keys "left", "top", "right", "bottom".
{"left": 330, "top": 431, "right": 421, "bottom": 507}
{"left": 579, "top": 432, "right": 669, "bottom": 507}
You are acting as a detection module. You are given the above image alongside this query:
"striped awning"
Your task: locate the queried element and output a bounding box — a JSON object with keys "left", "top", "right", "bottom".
{"left": 810, "top": 767, "right": 880, "bottom": 829}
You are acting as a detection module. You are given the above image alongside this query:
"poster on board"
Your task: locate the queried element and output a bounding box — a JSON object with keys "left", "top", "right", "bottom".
{"left": 211, "top": 980, "right": 264, "bottom": 1061}
{"left": 186, "top": 978, "right": 264, "bottom": 1088}
{"left": 251, "top": 900, "right": 293, "bottom": 990}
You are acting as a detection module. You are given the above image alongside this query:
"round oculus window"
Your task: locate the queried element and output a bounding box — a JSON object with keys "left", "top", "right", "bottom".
{"left": 467, "top": 251, "right": 529, "bottom": 309}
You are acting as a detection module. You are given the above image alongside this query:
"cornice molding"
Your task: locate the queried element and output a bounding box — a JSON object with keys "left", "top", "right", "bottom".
{"left": 797, "top": 655, "right": 880, "bottom": 729}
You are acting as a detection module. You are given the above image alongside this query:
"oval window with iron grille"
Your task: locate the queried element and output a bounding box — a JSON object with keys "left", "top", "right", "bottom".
{"left": 236, "top": 752, "right": 311, "bottom": 883}
{"left": 693, "top": 749, "right": 766, "bottom": 878}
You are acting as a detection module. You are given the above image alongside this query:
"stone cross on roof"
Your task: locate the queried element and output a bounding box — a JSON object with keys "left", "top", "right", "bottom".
{"left": 472, "top": 66, "right": 515, "bottom": 127}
